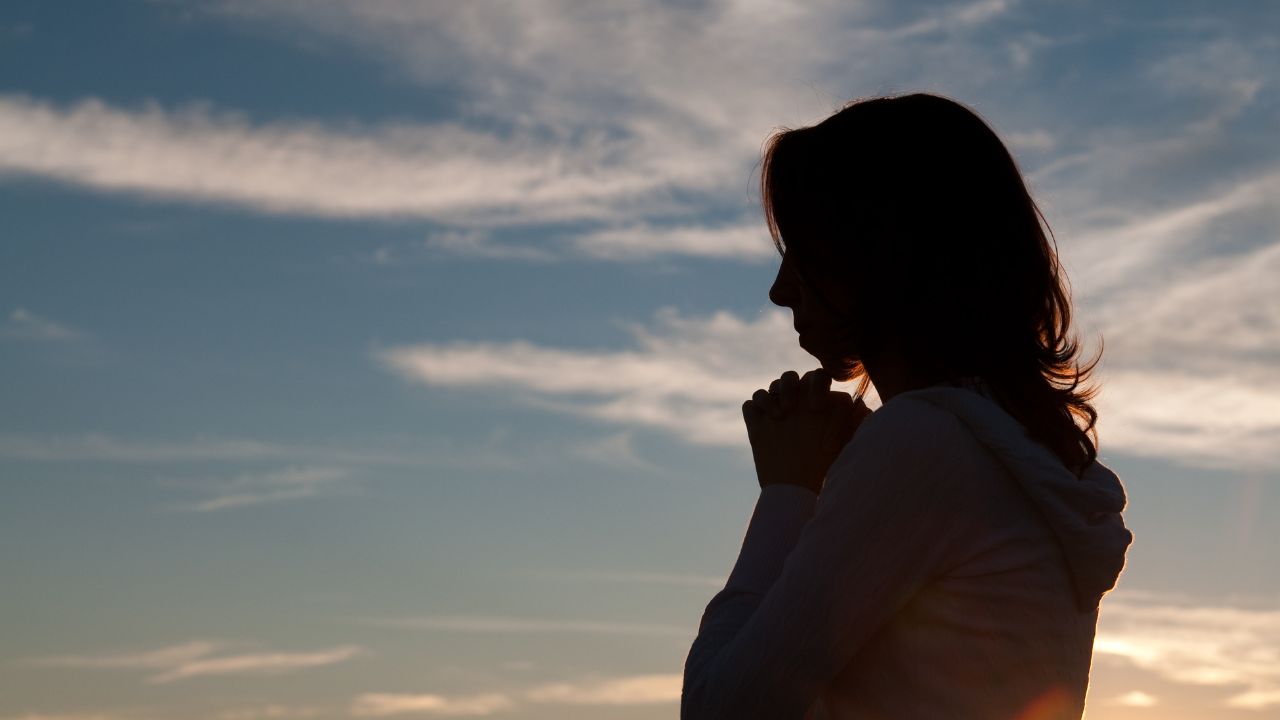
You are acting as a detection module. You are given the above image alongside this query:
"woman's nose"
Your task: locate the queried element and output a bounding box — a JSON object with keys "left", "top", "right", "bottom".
{"left": 769, "top": 266, "right": 796, "bottom": 308}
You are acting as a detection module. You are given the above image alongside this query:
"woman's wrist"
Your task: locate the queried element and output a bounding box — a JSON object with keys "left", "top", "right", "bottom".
{"left": 726, "top": 481, "right": 819, "bottom": 593}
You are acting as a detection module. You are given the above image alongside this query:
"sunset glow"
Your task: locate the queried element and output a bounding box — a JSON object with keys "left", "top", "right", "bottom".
{"left": 2, "top": 2, "right": 1277, "bottom": 719}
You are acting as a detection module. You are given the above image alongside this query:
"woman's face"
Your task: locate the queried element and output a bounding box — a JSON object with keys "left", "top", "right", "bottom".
{"left": 769, "top": 250, "right": 861, "bottom": 380}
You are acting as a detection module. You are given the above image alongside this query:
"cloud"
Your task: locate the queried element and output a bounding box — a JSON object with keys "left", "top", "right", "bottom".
{"left": 422, "top": 230, "right": 557, "bottom": 263}
{"left": 0, "top": 91, "right": 776, "bottom": 264}
{"left": 350, "top": 694, "right": 514, "bottom": 717}
{"left": 0, "top": 89, "right": 777, "bottom": 261}
{"left": 374, "top": 305, "right": 837, "bottom": 449}
{"left": 523, "top": 673, "right": 681, "bottom": 705}
{"left": 163, "top": 465, "right": 355, "bottom": 512}
{"left": 2, "top": 715, "right": 119, "bottom": 720}
{"left": 526, "top": 568, "right": 726, "bottom": 588}
{"left": 0, "top": 0, "right": 1032, "bottom": 262}
{"left": 1094, "top": 368, "right": 1280, "bottom": 472}
{"left": 28, "top": 642, "right": 365, "bottom": 685}
{"left": 567, "top": 221, "right": 777, "bottom": 262}
{"left": 888, "top": 0, "right": 1014, "bottom": 39}
{"left": 1109, "top": 690, "right": 1158, "bottom": 707}
{"left": 360, "top": 615, "right": 689, "bottom": 638}
{"left": 0, "top": 93, "right": 703, "bottom": 228}
{"left": 1090, "top": 237, "right": 1280, "bottom": 363}
{"left": 0, "top": 430, "right": 541, "bottom": 473}
{"left": 564, "top": 430, "right": 662, "bottom": 473}
{"left": 1096, "top": 595, "right": 1280, "bottom": 710}
{"left": 145, "top": 645, "right": 365, "bottom": 684}
{"left": 1229, "top": 689, "right": 1280, "bottom": 711}
{"left": 1072, "top": 180, "right": 1280, "bottom": 471}
{"left": 0, "top": 433, "right": 288, "bottom": 463}
{"left": 208, "top": 0, "right": 1014, "bottom": 140}
{"left": 30, "top": 641, "right": 220, "bottom": 670}
{"left": 356, "top": 231, "right": 560, "bottom": 266}
{"left": 376, "top": 300, "right": 1278, "bottom": 470}
{"left": 218, "top": 707, "right": 323, "bottom": 720}
{"left": 347, "top": 673, "right": 681, "bottom": 717}
{"left": 1, "top": 307, "right": 82, "bottom": 341}
{"left": 1004, "top": 129, "right": 1056, "bottom": 153}
{"left": 1065, "top": 168, "right": 1280, "bottom": 298}
{"left": 3, "top": 2, "right": 1270, "bottom": 272}
{"left": 1145, "top": 37, "right": 1269, "bottom": 134}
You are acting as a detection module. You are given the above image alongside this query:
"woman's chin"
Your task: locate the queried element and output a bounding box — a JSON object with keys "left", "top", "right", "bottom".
{"left": 811, "top": 354, "right": 844, "bottom": 380}
{"left": 811, "top": 353, "right": 860, "bottom": 384}
{"left": 800, "top": 337, "right": 859, "bottom": 383}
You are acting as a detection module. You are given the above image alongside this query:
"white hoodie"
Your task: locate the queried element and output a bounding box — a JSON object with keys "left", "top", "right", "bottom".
{"left": 681, "top": 377, "right": 1133, "bottom": 720}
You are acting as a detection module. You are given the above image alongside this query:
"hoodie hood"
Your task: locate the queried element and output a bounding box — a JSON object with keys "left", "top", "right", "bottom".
{"left": 895, "top": 377, "right": 1133, "bottom": 613}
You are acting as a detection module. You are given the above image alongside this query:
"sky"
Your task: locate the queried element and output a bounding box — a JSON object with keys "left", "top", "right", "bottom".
{"left": 1, "top": 1, "right": 1278, "bottom": 718}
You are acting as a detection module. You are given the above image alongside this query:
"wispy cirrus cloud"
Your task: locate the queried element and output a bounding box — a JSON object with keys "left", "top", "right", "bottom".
{"left": 6, "top": 2, "right": 1269, "bottom": 278}
{"left": 300, "top": 1, "right": 1280, "bottom": 469}
{"left": 1065, "top": 168, "right": 1280, "bottom": 299}
{"left": 0, "top": 91, "right": 776, "bottom": 261}
{"left": 1089, "top": 234, "right": 1280, "bottom": 363}
{"left": 162, "top": 465, "right": 356, "bottom": 512}
{"left": 0, "top": 427, "right": 670, "bottom": 486}
{"left": 349, "top": 673, "right": 681, "bottom": 717}
{"left": 567, "top": 221, "right": 776, "bottom": 262}
{"left": 350, "top": 693, "right": 515, "bottom": 718}
{"left": 29, "top": 641, "right": 219, "bottom": 670}
{"left": 1093, "top": 368, "right": 1280, "bottom": 472}
{"left": 0, "top": 433, "right": 287, "bottom": 463}
{"left": 373, "top": 305, "right": 833, "bottom": 448}
{"left": 563, "top": 430, "right": 663, "bottom": 473}
{"left": 3, "top": 1, "right": 1273, "bottom": 274}
{"left": 0, "top": 0, "right": 1038, "bottom": 263}
{"left": 0, "top": 428, "right": 540, "bottom": 471}
{"left": 523, "top": 673, "right": 681, "bottom": 705}
{"left": 1109, "top": 690, "right": 1159, "bottom": 707}
{"left": 1, "top": 307, "right": 82, "bottom": 342}
{"left": 360, "top": 615, "right": 689, "bottom": 638}
{"left": 1096, "top": 594, "right": 1280, "bottom": 710}
{"left": 145, "top": 645, "right": 364, "bottom": 684}
{"left": 218, "top": 706, "right": 324, "bottom": 720}
{"left": 421, "top": 230, "right": 558, "bottom": 263}
{"left": 1, "top": 714, "right": 121, "bottom": 720}
{"left": 1142, "top": 37, "right": 1270, "bottom": 135}
{"left": 28, "top": 641, "right": 365, "bottom": 685}
{"left": 0, "top": 93, "right": 692, "bottom": 228}
{"left": 207, "top": 0, "right": 1022, "bottom": 151}
{"left": 1070, "top": 174, "right": 1280, "bottom": 471}
{"left": 376, "top": 296, "right": 1279, "bottom": 470}
{"left": 526, "top": 567, "right": 726, "bottom": 588}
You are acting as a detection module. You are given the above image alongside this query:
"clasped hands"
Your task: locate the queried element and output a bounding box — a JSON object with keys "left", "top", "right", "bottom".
{"left": 742, "top": 368, "right": 873, "bottom": 494}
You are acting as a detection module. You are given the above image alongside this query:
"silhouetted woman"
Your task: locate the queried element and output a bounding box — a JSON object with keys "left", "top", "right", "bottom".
{"left": 681, "top": 93, "right": 1133, "bottom": 720}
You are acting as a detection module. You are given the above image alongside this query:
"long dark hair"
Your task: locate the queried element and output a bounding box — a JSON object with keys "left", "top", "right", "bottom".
{"left": 759, "top": 92, "right": 1102, "bottom": 475}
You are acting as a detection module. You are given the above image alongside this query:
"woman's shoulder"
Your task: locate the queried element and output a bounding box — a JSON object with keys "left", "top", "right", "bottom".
{"left": 831, "top": 393, "right": 981, "bottom": 480}
{"left": 819, "top": 393, "right": 1004, "bottom": 546}
{"left": 857, "top": 393, "right": 971, "bottom": 448}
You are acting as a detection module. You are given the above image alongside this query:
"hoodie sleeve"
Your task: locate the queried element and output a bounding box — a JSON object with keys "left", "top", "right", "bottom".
{"left": 681, "top": 397, "right": 976, "bottom": 720}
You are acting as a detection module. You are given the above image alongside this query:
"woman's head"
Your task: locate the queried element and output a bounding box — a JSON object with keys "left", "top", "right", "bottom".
{"left": 760, "top": 92, "right": 1102, "bottom": 474}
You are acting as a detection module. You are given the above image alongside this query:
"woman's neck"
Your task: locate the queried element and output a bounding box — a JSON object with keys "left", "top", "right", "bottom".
{"left": 862, "top": 346, "right": 945, "bottom": 404}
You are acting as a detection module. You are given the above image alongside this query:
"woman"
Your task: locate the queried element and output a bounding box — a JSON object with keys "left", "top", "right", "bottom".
{"left": 681, "top": 93, "right": 1133, "bottom": 720}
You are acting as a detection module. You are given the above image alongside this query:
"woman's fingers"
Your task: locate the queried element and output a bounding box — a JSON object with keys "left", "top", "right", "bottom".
{"left": 751, "top": 387, "right": 781, "bottom": 420}
{"left": 769, "top": 370, "right": 801, "bottom": 415}
{"left": 802, "top": 368, "right": 832, "bottom": 410}
{"left": 753, "top": 368, "right": 851, "bottom": 423}
{"left": 756, "top": 368, "right": 841, "bottom": 420}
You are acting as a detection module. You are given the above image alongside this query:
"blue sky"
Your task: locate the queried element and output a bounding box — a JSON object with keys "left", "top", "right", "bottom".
{"left": 1, "top": 1, "right": 1278, "bottom": 718}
